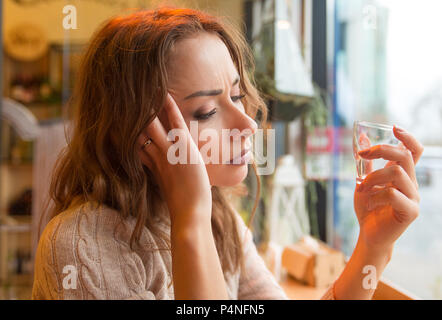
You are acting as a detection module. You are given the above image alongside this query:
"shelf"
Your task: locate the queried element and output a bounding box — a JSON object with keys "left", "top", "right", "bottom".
{"left": 0, "top": 273, "right": 33, "bottom": 300}
{"left": 0, "top": 284, "right": 32, "bottom": 300}
{"left": 1, "top": 37, "right": 74, "bottom": 300}
{"left": 0, "top": 162, "right": 33, "bottom": 169}
{"left": 0, "top": 214, "right": 32, "bottom": 227}
{"left": 21, "top": 102, "right": 61, "bottom": 108}
{"left": 0, "top": 224, "right": 31, "bottom": 233}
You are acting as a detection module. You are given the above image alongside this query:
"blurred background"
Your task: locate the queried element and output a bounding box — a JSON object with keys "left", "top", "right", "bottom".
{"left": 0, "top": 0, "right": 441, "bottom": 299}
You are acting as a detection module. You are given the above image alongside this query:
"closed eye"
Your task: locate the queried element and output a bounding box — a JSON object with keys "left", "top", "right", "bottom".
{"left": 231, "top": 94, "right": 246, "bottom": 102}
{"left": 194, "top": 108, "right": 217, "bottom": 121}
{"left": 194, "top": 95, "right": 246, "bottom": 121}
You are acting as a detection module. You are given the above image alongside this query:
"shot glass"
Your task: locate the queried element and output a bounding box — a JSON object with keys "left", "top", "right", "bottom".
{"left": 353, "top": 121, "right": 399, "bottom": 184}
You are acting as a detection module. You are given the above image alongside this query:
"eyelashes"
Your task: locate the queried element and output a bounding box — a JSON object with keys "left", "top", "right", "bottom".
{"left": 232, "top": 94, "right": 246, "bottom": 102}
{"left": 195, "top": 108, "right": 217, "bottom": 120}
{"left": 194, "top": 94, "right": 246, "bottom": 121}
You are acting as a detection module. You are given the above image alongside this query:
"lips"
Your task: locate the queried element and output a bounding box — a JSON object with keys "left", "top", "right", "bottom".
{"left": 228, "top": 148, "right": 251, "bottom": 164}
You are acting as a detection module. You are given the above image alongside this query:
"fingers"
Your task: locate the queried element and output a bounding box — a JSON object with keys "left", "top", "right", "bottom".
{"left": 144, "top": 116, "right": 170, "bottom": 150}
{"left": 359, "top": 144, "right": 417, "bottom": 187}
{"left": 368, "top": 187, "right": 420, "bottom": 224}
{"left": 138, "top": 147, "right": 155, "bottom": 169}
{"left": 138, "top": 94, "right": 187, "bottom": 169}
{"left": 359, "top": 165, "right": 420, "bottom": 202}
{"left": 137, "top": 116, "right": 170, "bottom": 171}
{"left": 138, "top": 93, "right": 188, "bottom": 168}
{"left": 137, "top": 131, "right": 160, "bottom": 166}
{"left": 393, "top": 126, "right": 424, "bottom": 164}
{"left": 164, "top": 93, "right": 187, "bottom": 130}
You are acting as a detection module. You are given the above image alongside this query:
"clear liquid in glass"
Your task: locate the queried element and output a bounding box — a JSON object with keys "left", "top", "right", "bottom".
{"left": 353, "top": 121, "right": 399, "bottom": 184}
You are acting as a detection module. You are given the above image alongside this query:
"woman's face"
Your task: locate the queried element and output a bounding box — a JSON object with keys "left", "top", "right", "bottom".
{"left": 162, "top": 32, "right": 258, "bottom": 187}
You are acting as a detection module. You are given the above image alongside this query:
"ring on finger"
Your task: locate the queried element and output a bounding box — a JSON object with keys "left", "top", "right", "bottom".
{"left": 141, "top": 137, "right": 153, "bottom": 150}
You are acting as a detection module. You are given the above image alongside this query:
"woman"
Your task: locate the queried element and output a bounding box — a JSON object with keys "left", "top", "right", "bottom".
{"left": 32, "top": 7, "right": 423, "bottom": 300}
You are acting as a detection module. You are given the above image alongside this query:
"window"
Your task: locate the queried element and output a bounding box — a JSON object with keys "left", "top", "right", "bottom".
{"left": 332, "top": 0, "right": 442, "bottom": 299}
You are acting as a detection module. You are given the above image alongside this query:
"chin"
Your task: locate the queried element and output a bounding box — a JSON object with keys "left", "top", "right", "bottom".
{"left": 209, "top": 163, "right": 249, "bottom": 187}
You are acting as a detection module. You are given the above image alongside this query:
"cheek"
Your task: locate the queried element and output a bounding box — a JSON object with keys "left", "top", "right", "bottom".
{"left": 196, "top": 121, "right": 224, "bottom": 161}
{"left": 195, "top": 119, "right": 249, "bottom": 187}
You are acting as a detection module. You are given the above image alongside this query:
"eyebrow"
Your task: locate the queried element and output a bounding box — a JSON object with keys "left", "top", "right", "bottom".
{"left": 184, "top": 76, "right": 240, "bottom": 100}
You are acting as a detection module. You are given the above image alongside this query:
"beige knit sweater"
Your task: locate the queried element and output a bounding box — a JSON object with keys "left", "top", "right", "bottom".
{"left": 32, "top": 201, "right": 335, "bottom": 300}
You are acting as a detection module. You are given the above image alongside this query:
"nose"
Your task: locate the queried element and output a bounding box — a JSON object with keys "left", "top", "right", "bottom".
{"left": 227, "top": 102, "right": 258, "bottom": 141}
{"left": 242, "top": 114, "right": 258, "bottom": 138}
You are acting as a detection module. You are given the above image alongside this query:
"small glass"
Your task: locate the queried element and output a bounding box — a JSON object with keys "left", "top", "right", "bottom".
{"left": 353, "top": 121, "right": 399, "bottom": 184}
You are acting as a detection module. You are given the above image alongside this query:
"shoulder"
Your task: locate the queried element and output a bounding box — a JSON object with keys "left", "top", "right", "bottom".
{"left": 40, "top": 201, "right": 158, "bottom": 252}
{"left": 33, "top": 201, "right": 163, "bottom": 299}
{"left": 42, "top": 201, "right": 120, "bottom": 236}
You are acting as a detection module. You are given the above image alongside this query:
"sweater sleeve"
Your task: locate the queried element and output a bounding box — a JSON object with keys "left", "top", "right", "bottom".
{"left": 236, "top": 213, "right": 336, "bottom": 300}
{"left": 31, "top": 208, "right": 166, "bottom": 300}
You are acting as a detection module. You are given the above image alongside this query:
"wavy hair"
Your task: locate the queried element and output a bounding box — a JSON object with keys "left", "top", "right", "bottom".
{"left": 41, "top": 7, "right": 269, "bottom": 281}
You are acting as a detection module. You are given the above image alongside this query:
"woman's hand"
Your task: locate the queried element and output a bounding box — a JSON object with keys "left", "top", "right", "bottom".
{"left": 354, "top": 126, "right": 424, "bottom": 253}
{"left": 137, "top": 94, "right": 229, "bottom": 300}
{"left": 137, "top": 93, "right": 212, "bottom": 228}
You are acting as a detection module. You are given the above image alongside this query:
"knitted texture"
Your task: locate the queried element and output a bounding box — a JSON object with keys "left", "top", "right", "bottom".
{"left": 32, "top": 201, "right": 335, "bottom": 300}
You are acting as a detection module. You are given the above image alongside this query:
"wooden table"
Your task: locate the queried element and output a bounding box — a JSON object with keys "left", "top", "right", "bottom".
{"left": 279, "top": 274, "right": 418, "bottom": 300}
{"left": 279, "top": 274, "right": 329, "bottom": 300}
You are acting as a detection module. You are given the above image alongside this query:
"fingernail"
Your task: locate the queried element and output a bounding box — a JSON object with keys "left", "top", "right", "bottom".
{"left": 358, "top": 149, "right": 370, "bottom": 156}
{"left": 394, "top": 125, "right": 405, "bottom": 133}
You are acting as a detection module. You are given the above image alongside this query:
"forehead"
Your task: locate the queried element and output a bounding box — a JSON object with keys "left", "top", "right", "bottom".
{"left": 166, "top": 33, "right": 238, "bottom": 90}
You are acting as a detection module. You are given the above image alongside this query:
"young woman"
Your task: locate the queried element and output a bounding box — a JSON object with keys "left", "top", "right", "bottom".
{"left": 32, "top": 7, "right": 423, "bottom": 300}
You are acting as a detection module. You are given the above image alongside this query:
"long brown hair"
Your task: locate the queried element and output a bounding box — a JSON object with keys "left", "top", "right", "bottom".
{"left": 41, "top": 7, "right": 268, "bottom": 279}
